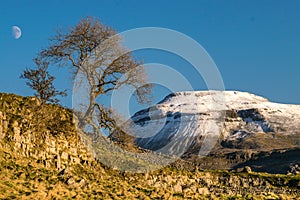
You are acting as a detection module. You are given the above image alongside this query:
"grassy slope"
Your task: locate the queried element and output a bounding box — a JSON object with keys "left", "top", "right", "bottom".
{"left": 0, "top": 149, "right": 299, "bottom": 199}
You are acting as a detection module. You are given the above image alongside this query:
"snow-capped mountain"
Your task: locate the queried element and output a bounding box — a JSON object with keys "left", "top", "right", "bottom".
{"left": 113, "top": 91, "right": 300, "bottom": 172}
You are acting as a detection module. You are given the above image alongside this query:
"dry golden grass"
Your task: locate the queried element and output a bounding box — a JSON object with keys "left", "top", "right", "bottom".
{"left": 0, "top": 147, "right": 299, "bottom": 200}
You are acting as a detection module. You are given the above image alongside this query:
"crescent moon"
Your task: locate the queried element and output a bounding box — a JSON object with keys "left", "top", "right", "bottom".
{"left": 12, "top": 26, "right": 22, "bottom": 39}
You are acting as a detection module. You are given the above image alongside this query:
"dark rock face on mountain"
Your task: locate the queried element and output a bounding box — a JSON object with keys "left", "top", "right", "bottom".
{"left": 123, "top": 91, "right": 300, "bottom": 173}
{"left": 233, "top": 148, "right": 300, "bottom": 174}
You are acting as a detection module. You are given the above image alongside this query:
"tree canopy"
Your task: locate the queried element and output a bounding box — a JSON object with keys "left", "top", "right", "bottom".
{"left": 39, "top": 17, "right": 151, "bottom": 133}
{"left": 20, "top": 58, "right": 66, "bottom": 104}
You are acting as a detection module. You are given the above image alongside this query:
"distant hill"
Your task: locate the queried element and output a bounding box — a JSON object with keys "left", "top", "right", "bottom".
{"left": 112, "top": 91, "right": 300, "bottom": 174}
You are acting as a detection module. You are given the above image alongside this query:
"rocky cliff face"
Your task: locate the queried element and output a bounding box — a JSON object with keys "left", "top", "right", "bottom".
{"left": 121, "top": 91, "right": 300, "bottom": 173}
{"left": 0, "top": 93, "right": 94, "bottom": 170}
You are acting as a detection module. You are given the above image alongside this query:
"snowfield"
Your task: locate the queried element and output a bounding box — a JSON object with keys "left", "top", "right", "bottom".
{"left": 123, "top": 91, "right": 300, "bottom": 157}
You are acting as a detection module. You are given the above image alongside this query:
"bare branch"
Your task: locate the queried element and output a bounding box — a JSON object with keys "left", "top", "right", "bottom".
{"left": 20, "top": 58, "right": 67, "bottom": 104}
{"left": 38, "top": 16, "right": 152, "bottom": 139}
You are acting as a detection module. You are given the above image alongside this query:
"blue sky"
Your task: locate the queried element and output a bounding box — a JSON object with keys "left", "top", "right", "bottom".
{"left": 0, "top": 1, "right": 299, "bottom": 113}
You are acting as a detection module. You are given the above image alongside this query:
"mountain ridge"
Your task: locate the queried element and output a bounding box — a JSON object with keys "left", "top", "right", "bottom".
{"left": 116, "top": 90, "right": 300, "bottom": 173}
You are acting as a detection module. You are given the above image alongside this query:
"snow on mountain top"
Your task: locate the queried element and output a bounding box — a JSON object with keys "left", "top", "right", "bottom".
{"left": 155, "top": 90, "right": 300, "bottom": 113}
{"left": 131, "top": 90, "right": 300, "bottom": 125}
{"left": 159, "top": 90, "right": 269, "bottom": 105}
{"left": 126, "top": 90, "right": 300, "bottom": 157}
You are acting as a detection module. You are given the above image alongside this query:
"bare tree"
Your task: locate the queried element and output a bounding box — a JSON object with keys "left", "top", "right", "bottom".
{"left": 20, "top": 58, "right": 67, "bottom": 104}
{"left": 39, "top": 17, "right": 151, "bottom": 133}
